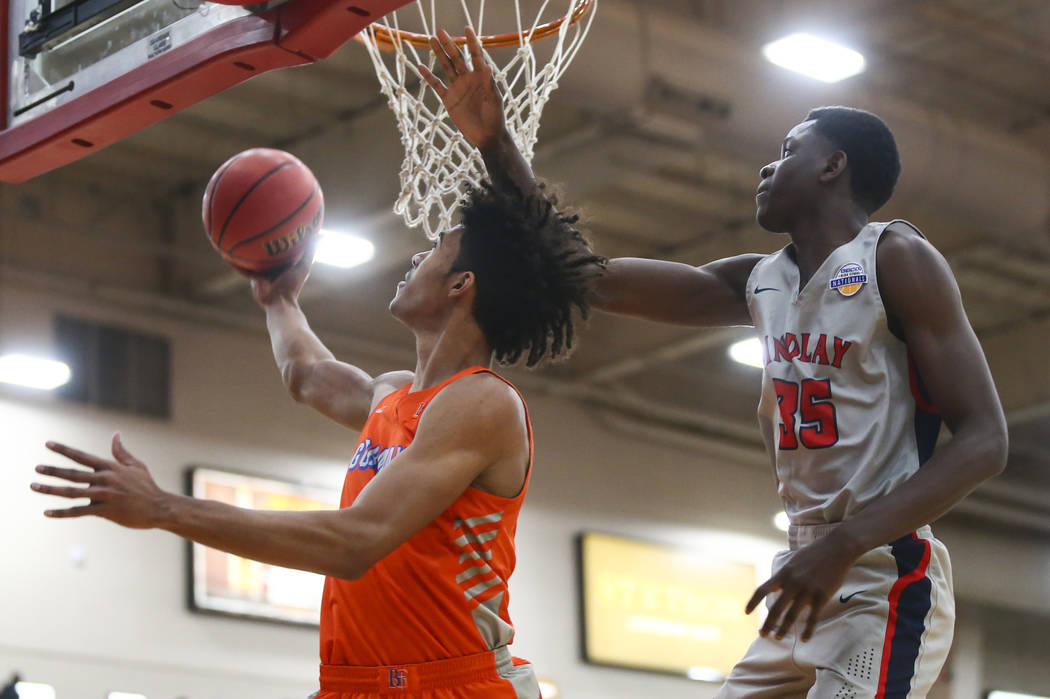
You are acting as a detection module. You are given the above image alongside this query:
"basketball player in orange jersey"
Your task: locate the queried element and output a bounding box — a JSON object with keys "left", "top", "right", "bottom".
{"left": 426, "top": 27, "right": 1009, "bottom": 697}
{"left": 30, "top": 79, "right": 603, "bottom": 699}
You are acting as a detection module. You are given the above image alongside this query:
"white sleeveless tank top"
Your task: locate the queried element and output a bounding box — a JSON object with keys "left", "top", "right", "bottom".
{"left": 746, "top": 220, "right": 941, "bottom": 524}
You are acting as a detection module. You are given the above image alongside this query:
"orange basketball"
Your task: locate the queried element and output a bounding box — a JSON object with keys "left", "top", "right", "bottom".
{"left": 202, "top": 148, "right": 324, "bottom": 276}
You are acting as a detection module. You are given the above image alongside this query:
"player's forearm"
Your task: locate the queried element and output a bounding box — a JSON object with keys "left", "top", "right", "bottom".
{"left": 831, "top": 423, "right": 1007, "bottom": 556}
{"left": 479, "top": 129, "right": 537, "bottom": 196}
{"left": 156, "top": 493, "right": 375, "bottom": 580}
{"left": 263, "top": 297, "right": 336, "bottom": 385}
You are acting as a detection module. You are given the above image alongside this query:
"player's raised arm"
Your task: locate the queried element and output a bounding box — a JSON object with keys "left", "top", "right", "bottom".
{"left": 251, "top": 242, "right": 412, "bottom": 431}
{"left": 422, "top": 28, "right": 763, "bottom": 329}
{"left": 420, "top": 28, "right": 537, "bottom": 196}
{"left": 32, "top": 374, "right": 525, "bottom": 581}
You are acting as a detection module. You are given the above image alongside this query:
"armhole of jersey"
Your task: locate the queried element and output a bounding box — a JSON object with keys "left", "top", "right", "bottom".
{"left": 743, "top": 255, "right": 767, "bottom": 323}
{"left": 468, "top": 368, "right": 534, "bottom": 502}
{"left": 875, "top": 219, "right": 926, "bottom": 343}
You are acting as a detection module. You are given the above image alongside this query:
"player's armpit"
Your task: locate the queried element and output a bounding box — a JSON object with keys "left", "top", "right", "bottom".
{"left": 335, "top": 373, "right": 528, "bottom": 577}
{"left": 592, "top": 254, "right": 763, "bottom": 327}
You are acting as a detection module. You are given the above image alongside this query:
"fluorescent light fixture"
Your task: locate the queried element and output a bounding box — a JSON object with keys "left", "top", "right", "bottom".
{"left": 687, "top": 666, "right": 724, "bottom": 682}
{"left": 314, "top": 229, "right": 375, "bottom": 269}
{"left": 15, "top": 683, "right": 56, "bottom": 699}
{"left": 762, "top": 33, "right": 866, "bottom": 83}
{"left": 108, "top": 693, "right": 148, "bottom": 699}
{"left": 0, "top": 353, "right": 71, "bottom": 390}
{"left": 728, "top": 338, "right": 765, "bottom": 369}
{"left": 988, "top": 693, "right": 1050, "bottom": 699}
{"left": 537, "top": 679, "right": 560, "bottom": 698}
{"left": 773, "top": 511, "right": 791, "bottom": 532}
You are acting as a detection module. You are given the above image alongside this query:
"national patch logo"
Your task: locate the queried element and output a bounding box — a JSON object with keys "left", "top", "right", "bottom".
{"left": 828, "top": 262, "right": 867, "bottom": 297}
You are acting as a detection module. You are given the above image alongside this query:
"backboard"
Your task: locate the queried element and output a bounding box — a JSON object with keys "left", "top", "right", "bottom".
{"left": 1, "top": 0, "right": 414, "bottom": 182}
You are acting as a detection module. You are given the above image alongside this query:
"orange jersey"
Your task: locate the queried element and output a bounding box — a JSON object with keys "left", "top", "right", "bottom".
{"left": 320, "top": 367, "right": 532, "bottom": 667}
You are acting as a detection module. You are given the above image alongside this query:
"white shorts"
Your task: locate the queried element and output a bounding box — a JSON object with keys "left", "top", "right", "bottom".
{"left": 716, "top": 525, "right": 954, "bottom": 699}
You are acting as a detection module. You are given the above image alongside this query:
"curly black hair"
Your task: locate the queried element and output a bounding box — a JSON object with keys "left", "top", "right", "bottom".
{"left": 454, "top": 180, "right": 606, "bottom": 367}
{"left": 805, "top": 106, "right": 900, "bottom": 214}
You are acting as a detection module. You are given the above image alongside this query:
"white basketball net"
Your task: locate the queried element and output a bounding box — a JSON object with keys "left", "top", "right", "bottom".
{"left": 358, "top": 0, "right": 596, "bottom": 239}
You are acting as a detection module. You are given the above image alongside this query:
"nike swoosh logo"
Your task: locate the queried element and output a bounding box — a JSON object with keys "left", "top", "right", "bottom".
{"left": 754, "top": 287, "right": 779, "bottom": 294}
{"left": 839, "top": 590, "right": 866, "bottom": 603}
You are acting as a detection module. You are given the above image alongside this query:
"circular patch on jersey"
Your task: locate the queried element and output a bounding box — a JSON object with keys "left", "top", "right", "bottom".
{"left": 828, "top": 262, "right": 868, "bottom": 297}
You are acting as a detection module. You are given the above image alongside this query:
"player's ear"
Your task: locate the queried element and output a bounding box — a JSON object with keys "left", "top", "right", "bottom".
{"left": 819, "top": 150, "right": 848, "bottom": 183}
{"left": 449, "top": 271, "right": 475, "bottom": 297}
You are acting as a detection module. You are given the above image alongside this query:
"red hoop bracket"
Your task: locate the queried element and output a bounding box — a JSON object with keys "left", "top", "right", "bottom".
{"left": 0, "top": 0, "right": 414, "bottom": 182}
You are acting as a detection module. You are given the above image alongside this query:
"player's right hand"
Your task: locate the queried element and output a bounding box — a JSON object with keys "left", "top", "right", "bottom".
{"left": 250, "top": 236, "right": 318, "bottom": 307}
{"left": 420, "top": 27, "right": 509, "bottom": 151}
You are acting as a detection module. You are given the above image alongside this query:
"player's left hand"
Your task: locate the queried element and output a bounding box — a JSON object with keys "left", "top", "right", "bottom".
{"left": 419, "top": 27, "right": 508, "bottom": 150}
{"left": 745, "top": 532, "right": 859, "bottom": 642}
{"left": 31, "top": 433, "right": 169, "bottom": 529}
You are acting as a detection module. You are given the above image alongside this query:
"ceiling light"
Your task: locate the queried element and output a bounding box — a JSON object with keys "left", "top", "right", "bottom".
{"left": 728, "top": 338, "right": 765, "bottom": 369}
{"left": 762, "top": 33, "right": 866, "bottom": 83}
{"left": 0, "top": 353, "right": 72, "bottom": 390}
{"left": 773, "top": 511, "right": 791, "bottom": 532}
{"left": 108, "top": 693, "right": 148, "bottom": 699}
{"left": 15, "top": 683, "right": 56, "bottom": 699}
{"left": 314, "top": 229, "right": 375, "bottom": 269}
{"left": 987, "top": 693, "right": 1050, "bottom": 699}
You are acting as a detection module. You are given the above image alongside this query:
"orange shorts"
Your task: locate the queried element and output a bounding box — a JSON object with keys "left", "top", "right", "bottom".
{"left": 315, "top": 648, "right": 538, "bottom": 699}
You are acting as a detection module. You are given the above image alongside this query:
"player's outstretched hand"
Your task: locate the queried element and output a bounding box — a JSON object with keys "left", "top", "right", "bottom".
{"left": 744, "top": 532, "right": 858, "bottom": 642}
{"left": 420, "top": 27, "right": 508, "bottom": 150}
{"left": 250, "top": 235, "right": 319, "bottom": 307}
{"left": 32, "top": 434, "right": 169, "bottom": 529}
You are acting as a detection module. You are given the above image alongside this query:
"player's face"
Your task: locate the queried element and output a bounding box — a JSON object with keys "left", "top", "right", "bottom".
{"left": 389, "top": 226, "right": 467, "bottom": 323}
{"left": 755, "top": 120, "right": 834, "bottom": 233}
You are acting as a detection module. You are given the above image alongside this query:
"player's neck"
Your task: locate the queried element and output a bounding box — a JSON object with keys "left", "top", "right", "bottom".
{"left": 786, "top": 200, "right": 868, "bottom": 287}
{"left": 410, "top": 311, "right": 492, "bottom": 391}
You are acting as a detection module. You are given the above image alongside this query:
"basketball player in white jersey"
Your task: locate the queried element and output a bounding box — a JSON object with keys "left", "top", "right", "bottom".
{"left": 424, "top": 28, "right": 1008, "bottom": 697}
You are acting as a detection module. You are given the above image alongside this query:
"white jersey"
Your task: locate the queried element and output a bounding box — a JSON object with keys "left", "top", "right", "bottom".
{"left": 746, "top": 220, "right": 941, "bottom": 525}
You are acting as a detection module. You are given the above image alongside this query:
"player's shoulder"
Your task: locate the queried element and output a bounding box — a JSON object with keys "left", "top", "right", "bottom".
{"left": 419, "top": 372, "right": 526, "bottom": 447}
{"left": 874, "top": 220, "right": 959, "bottom": 316}
{"left": 429, "top": 371, "right": 523, "bottom": 421}
{"left": 875, "top": 219, "right": 951, "bottom": 278}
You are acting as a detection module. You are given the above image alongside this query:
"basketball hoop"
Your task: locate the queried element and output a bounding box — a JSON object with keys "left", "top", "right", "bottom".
{"left": 357, "top": 0, "right": 597, "bottom": 239}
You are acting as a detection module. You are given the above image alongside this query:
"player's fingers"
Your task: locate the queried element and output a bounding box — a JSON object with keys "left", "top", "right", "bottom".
{"left": 745, "top": 578, "right": 778, "bottom": 614}
{"left": 800, "top": 592, "right": 828, "bottom": 641}
{"left": 30, "top": 482, "right": 105, "bottom": 499}
{"left": 34, "top": 465, "right": 99, "bottom": 484}
{"left": 428, "top": 35, "right": 456, "bottom": 76}
{"left": 418, "top": 65, "right": 448, "bottom": 96}
{"left": 111, "top": 432, "right": 138, "bottom": 467}
{"left": 45, "top": 504, "right": 105, "bottom": 518}
{"left": 45, "top": 441, "right": 112, "bottom": 470}
{"left": 761, "top": 589, "right": 792, "bottom": 636}
{"left": 437, "top": 30, "right": 467, "bottom": 74}
{"left": 464, "top": 26, "right": 484, "bottom": 68}
{"left": 774, "top": 596, "right": 809, "bottom": 640}
{"left": 800, "top": 603, "right": 821, "bottom": 642}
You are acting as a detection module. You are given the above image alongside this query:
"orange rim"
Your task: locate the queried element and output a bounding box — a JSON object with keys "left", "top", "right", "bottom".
{"left": 361, "top": 0, "right": 595, "bottom": 50}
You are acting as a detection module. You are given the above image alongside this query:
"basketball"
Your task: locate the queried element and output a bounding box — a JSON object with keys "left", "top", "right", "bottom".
{"left": 202, "top": 148, "right": 324, "bottom": 276}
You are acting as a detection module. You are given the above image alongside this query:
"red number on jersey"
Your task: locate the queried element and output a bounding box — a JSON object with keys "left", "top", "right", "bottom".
{"left": 772, "top": 379, "right": 799, "bottom": 450}
{"left": 773, "top": 378, "right": 839, "bottom": 450}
